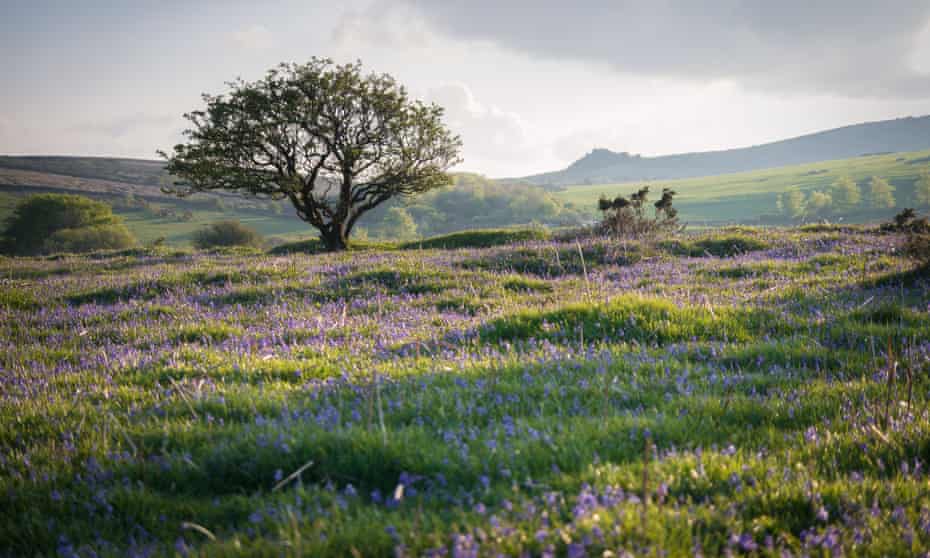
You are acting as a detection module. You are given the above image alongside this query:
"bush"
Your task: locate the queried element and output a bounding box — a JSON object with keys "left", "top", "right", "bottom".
{"left": 44, "top": 225, "right": 137, "bottom": 254}
{"left": 596, "top": 186, "right": 681, "bottom": 238}
{"left": 1, "top": 194, "right": 136, "bottom": 255}
{"left": 192, "top": 220, "right": 262, "bottom": 249}
{"left": 881, "top": 208, "right": 930, "bottom": 234}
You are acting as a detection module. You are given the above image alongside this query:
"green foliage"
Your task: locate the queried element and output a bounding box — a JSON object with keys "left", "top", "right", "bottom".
{"left": 806, "top": 190, "right": 833, "bottom": 217}
{"left": 1, "top": 193, "right": 136, "bottom": 255}
{"left": 830, "top": 175, "right": 861, "bottom": 213}
{"left": 914, "top": 170, "right": 930, "bottom": 207}
{"left": 44, "top": 224, "right": 137, "bottom": 254}
{"left": 596, "top": 186, "right": 680, "bottom": 237}
{"left": 381, "top": 174, "right": 581, "bottom": 238}
{"left": 162, "top": 57, "right": 462, "bottom": 251}
{"left": 783, "top": 189, "right": 806, "bottom": 219}
{"left": 380, "top": 207, "right": 418, "bottom": 241}
{"left": 192, "top": 220, "right": 262, "bottom": 249}
{"left": 867, "top": 176, "right": 896, "bottom": 209}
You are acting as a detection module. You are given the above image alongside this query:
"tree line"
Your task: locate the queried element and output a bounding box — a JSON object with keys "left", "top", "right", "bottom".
{"left": 777, "top": 172, "right": 930, "bottom": 221}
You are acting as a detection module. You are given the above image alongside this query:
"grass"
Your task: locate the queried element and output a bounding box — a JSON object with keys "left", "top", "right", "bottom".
{"left": 1, "top": 227, "right": 930, "bottom": 556}
{"left": 554, "top": 149, "right": 930, "bottom": 224}
{"left": 270, "top": 228, "right": 551, "bottom": 254}
{"left": 399, "top": 228, "right": 550, "bottom": 250}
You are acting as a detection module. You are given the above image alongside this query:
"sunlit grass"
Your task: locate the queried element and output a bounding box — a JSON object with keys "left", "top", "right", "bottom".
{"left": 1, "top": 227, "right": 929, "bottom": 556}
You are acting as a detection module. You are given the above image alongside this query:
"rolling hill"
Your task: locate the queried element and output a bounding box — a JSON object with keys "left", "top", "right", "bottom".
{"left": 3, "top": 115, "right": 930, "bottom": 240}
{"left": 524, "top": 115, "right": 930, "bottom": 186}
{"left": 553, "top": 149, "right": 930, "bottom": 225}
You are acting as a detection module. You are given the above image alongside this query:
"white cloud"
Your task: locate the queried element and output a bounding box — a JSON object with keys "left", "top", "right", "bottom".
{"left": 331, "top": 3, "right": 434, "bottom": 49}
{"left": 425, "top": 84, "right": 538, "bottom": 176}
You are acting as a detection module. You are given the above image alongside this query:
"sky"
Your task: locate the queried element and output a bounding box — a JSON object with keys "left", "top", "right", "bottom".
{"left": 2, "top": 0, "right": 930, "bottom": 177}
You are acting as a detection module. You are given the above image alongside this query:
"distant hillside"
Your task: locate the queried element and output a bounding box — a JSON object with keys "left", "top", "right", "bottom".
{"left": 553, "top": 149, "right": 930, "bottom": 225}
{"left": 0, "top": 155, "right": 169, "bottom": 186}
{"left": 525, "top": 115, "right": 930, "bottom": 186}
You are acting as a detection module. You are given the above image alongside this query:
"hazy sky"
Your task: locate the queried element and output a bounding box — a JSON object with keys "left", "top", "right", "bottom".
{"left": 2, "top": 0, "right": 930, "bottom": 177}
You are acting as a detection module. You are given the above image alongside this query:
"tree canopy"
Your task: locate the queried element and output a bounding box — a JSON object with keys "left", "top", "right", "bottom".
{"left": 161, "top": 58, "right": 462, "bottom": 250}
{"left": 867, "top": 176, "right": 895, "bottom": 209}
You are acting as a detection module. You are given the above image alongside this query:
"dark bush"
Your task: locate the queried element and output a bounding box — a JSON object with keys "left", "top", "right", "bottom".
{"left": 882, "top": 208, "right": 930, "bottom": 234}
{"left": 1, "top": 194, "right": 136, "bottom": 255}
{"left": 596, "top": 186, "right": 681, "bottom": 238}
{"left": 192, "top": 220, "right": 262, "bottom": 249}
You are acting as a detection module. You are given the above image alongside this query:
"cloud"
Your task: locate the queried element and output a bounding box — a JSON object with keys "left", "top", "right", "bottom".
{"left": 231, "top": 25, "right": 274, "bottom": 50}
{"left": 401, "top": 0, "right": 930, "bottom": 99}
{"left": 425, "top": 83, "right": 537, "bottom": 175}
{"left": 331, "top": 3, "right": 433, "bottom": 49}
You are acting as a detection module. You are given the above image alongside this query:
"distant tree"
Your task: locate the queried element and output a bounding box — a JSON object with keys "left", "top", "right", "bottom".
{"left": 807, "top": 190, "right": 833, "bottom": 217}
{"left": 915, "top": 170, "right": 930, "bottom": 207}
{"left": 380, "top": 207, "right": 418, "bottom": 241}
{"left": 0, "top": 194, "right": 136, "bottom": 255}
{"left": 783, "top": 190, "right": 806, "bottom": 220}
{"left": 867, "top": 176, "right": 896, "bottom": 209}
{"left": 192, "top": 220, "right": 262, "bottom": 249}
{"left": 161, "top": 58, "right": 462, "bottom": 251}
{"left": 830, "top": 176, "right": 861, "bottom": 213}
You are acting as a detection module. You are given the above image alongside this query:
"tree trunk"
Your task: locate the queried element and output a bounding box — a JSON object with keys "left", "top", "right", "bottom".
{"left": 320, "top": 227, "right": 348, "bottom": 252}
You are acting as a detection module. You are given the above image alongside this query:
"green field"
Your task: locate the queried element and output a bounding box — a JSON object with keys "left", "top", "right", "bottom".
{"left": 121, "top": 210, "right": 309, "bottom": 245}
{"left": 554, "top": 149, "right": 930, "bottom": 224}
{"left": 2, "top": 227, "right": 930, "bottom": 556}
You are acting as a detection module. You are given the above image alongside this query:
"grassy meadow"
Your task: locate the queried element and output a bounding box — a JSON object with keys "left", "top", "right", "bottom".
{"left": 2, "top": 227, "right": 930, "bottom": 556}
{"left": 554, "top": 149, "right": 930, "bottom": 224}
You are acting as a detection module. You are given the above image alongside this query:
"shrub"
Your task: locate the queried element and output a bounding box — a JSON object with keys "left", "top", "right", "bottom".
{"left": 596, "top": 186, "right": 681, "bottom": 238}
{"left": 881, "top": 208, "right": 930, "bottom": 234}
{"left": 1, "top": 193, "right": 136, "bottom": 255}
{"left": 192, "top": 220, "right": 262, "bottom": 249}
{"left": 44, "top": 224, "right": 137, "bottom": 254}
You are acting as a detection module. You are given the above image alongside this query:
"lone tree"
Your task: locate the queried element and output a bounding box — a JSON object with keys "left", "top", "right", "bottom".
{"left": 160, "top": 58, "right": 462, "bottom": 251}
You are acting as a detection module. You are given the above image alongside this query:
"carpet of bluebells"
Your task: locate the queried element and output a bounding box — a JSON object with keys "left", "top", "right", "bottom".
{"left": 2, "top": 227, "right": 930, "bottom": 557}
